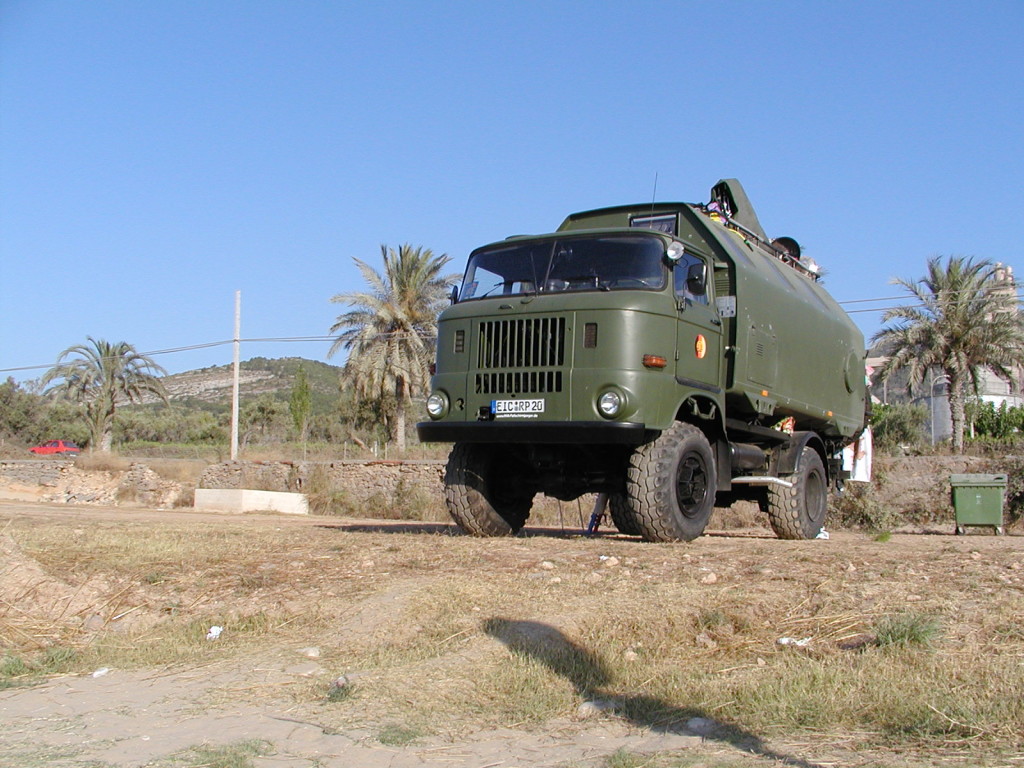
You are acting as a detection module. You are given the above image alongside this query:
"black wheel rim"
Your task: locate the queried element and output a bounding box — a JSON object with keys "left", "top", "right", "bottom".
{"left": 806, "top": 468, "right": 826, "bottom": 523}
{"left": 676, "top": 453, "right": 709, "bottom": 518}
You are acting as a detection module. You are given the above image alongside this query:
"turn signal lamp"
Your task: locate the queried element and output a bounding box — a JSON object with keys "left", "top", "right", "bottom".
{"left": 643, "top": 354, "right": 668, "bottom": 369}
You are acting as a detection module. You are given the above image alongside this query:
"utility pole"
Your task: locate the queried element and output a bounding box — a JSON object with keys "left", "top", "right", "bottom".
{"left": 230, "top": 291, "right": 241, "bottom": 460}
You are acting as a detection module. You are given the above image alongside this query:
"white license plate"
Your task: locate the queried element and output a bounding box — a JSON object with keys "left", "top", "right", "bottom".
{"left": 492, "top": 398, "right": 545, "bottom": 416}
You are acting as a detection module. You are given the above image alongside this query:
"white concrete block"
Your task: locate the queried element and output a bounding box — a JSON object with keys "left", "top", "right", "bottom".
{"left": 194, "top": 488, "right": 309, "bottom": 515}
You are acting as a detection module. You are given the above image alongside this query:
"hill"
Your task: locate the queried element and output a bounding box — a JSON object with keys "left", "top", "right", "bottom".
{"left": 156, "top": 357, "right": 342, "bottom": 409}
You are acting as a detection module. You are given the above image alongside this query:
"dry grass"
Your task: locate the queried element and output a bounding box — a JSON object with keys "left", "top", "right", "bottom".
{"left": 1, "top": 511, "right": 1022, "bottom": 765}
{"left": 76, "top": 454, "right": 207, "bottom": 484}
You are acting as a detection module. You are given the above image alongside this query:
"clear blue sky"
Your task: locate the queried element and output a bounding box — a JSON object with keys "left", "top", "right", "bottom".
{"left": 2, "top": 1, "right": 1022, "bottom": 381}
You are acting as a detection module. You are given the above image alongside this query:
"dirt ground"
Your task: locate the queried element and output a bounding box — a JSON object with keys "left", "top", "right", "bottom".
{"left": 1, "top": 497, "right": 1023, "bottom": 768}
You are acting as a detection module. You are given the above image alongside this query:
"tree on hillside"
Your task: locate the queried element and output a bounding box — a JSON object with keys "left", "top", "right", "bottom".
{"left": 240, "top": 394, "right": 286, "bottom": 448}
{"left": 41, "top": 337, "right": 168, "bottom": 452}
{"left": 0, "top": 377, "right": 44, "bottom": 442}
{"left": 328, "top": 244, "right": 455, "bottom": 452}
{"left": 872, "top": 256, "right": 1024, "bottom": 452}
{"left": 289, "top": 365, "right": 312, "bottom": 451}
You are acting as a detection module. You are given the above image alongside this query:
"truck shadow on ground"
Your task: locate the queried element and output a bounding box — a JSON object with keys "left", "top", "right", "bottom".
{"left": 483, "top": 617, "right": 828, "bottom": 768}
{"left": 319, "top": 522, "right": 629, "bottom": 538}
{"left": 318, "top": 521, "right": 776, "bottom": 540}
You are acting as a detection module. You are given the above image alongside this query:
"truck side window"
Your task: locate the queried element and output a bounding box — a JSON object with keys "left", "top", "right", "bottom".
{"left": 674, "top": 253, "right": 709, "bottom": 305}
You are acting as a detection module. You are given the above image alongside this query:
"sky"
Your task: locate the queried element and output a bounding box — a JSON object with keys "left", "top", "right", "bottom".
{"left": 2, "top": 0, "right": 1023, "bottom": 382}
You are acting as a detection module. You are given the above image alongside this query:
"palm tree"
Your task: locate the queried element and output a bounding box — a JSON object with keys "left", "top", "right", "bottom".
{"left": 42, "top": 337, "right": 168, "bottom": 452}
{"left": 872, "top": 256, "right": 1024, "bottom": 452}
{"left": 328, "top": 244, "right": 454, "bottom": 452}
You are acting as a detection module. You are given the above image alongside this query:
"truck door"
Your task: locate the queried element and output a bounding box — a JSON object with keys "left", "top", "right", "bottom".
{"left": 673, "top": 252, "right": 723, "bottom": 394}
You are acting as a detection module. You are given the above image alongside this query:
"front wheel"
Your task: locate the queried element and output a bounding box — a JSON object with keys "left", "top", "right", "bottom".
{"left": 626, "top": 422, "right": 717, "bottom": 542}
{"left": 608, "top": 492, "right": 642, "bottom": 536}
{"left": 766, "top": 446, "right": 828, "bottom": 539}
{"left": 444, "top": 443, "right": 535, "bottom": 536}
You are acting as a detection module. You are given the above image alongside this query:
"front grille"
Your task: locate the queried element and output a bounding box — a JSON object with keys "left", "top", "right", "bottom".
{"left": 477, "top": 317, "right": 566, "bottom": 368}
{"left": 476, "top": 371, "right": 563, "bottom": 394}
{"left": 475, "top": 316, "right": 566, "bottom": 394}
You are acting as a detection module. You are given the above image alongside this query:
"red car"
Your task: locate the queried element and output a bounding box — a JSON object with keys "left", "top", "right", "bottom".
{"left": 29, "top": 440, "right": 81, "bottom": 457}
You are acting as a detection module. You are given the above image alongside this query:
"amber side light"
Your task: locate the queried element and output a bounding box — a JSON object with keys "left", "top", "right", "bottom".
{"left": 643, "top": 354, "right": 668, "bottom": 369}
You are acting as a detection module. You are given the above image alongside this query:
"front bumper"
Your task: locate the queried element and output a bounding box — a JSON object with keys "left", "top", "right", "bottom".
{"left": 416, "top": 420, "right": 655, "bottom": 445}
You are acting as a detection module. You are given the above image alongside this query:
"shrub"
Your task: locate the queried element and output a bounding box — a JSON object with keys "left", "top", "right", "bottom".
{"left": 829, "top": 482, "right": 901, "bottom": 532}
{"left": 304, "top": 464, "right": 357, "bottom": 516}
{"left": 871, "top": 402, "right": 927, "bottom": 453}
{"left": 965, "top": 398, "right": 1024, "bottom": 440}
{"left": 873, "top": 613, "right": 942, "bottom": 649}
{"left": 1002, "top": 456, "right": 1024, "bottom": 526}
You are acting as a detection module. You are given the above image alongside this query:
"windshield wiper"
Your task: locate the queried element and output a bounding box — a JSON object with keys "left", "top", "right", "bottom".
{"left": 479, "top": 281, "right": 508, "bottom": 298}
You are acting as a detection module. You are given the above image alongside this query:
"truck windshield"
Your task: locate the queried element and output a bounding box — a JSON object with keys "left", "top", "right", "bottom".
{"left": 459, "top": 234, "right": 667, "bottom": 300}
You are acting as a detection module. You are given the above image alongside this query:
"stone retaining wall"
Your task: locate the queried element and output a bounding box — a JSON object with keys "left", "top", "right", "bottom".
{"left": 198, "top": 459, "right": 446, "bottom": 506}
{"left": 0, "top": 459, "right": 187, "bottom": 507}
{"left": 0, "top": 458, "right": 448, "bottom": 511}
{"left": 0, "top": 460, "right": 68, "bottom": 489}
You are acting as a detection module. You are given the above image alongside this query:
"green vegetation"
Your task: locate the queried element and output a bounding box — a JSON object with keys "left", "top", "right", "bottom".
{"left": 328, "top": 244, "right": 456, "bottom": 452}
{"left": 375, "top": 723, "right": 425, "bottom": 746}
{"left": 965, "top": 398, "right": 1024, "bottom": 442}
{"left": 828, "top": 477, "right": 902, "bottom": 532}
{"left": 41, "top": 336, "right": 168, "bottom": 452}
{"left": 873, "top": 256, "right": 1024, "bottom": 453}
{"left": 1, "top": 356, "right": 434, "bottom": 459}
{"left": 873, "top": 612, "right": 943, "bottom": 649}
{"left": 165, "top": 740, "right": 272, "bottom": 768}
{"left": 604, "top": 749, "right": 655, "bottom": 768}
{"left": 289, "top": 364, "right": 312, "bottom": 449}
{"left": 0, "top": 646, "right": 78, "bottom": 688}
{"left": 871, "top": 402, "right": 928, "bottom": 452}
{"left": 0, "top": 376, "right": 89, "bottom": 447}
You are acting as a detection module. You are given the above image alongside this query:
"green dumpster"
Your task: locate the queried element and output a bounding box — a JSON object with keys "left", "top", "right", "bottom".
{"left": 950, "top": 474, "right": 1007, "bottom": 535}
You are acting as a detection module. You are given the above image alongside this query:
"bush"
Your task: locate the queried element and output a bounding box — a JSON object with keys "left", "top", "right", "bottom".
{"left": 873, "top": 612, "right": 942, "bottom": 649}
{"left": 1002, "top": 457, "right": 1024, "bottom": 527}
{"left": 871, "top": 402, "right": 927, "bottom": 453}
{"left": 304, "top": 464, "right": 358, "bottom": 516}
{"left": 965, "top": 398, "right": 1024, "bottom": 440}
{"left": 829, "top": 481, "right": 902, "bottom": 532}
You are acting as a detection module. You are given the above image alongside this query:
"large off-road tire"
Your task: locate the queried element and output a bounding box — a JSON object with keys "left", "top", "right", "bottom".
{"left": 444, "top": 443, "right": 534, "bottom": 536}
{"left": 766, "top": 446, "right": 828, "bottom": 540}
{"left": 626, "top": 422, "right": 717, "bottom": 542}
{"left": 608, "top": 492, "right": 642, "bottom": 536}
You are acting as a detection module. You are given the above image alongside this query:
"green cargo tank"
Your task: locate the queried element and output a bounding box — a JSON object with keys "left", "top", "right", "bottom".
{"left": 418, "top": 179, "right": 867, "bottom": 541}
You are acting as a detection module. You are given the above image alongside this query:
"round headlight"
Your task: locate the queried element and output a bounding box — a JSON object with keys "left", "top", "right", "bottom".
{"left": 426, "top": 393, "right": 448, "bottom": 419}
{"left": 597, "top": 390, "right": 623, "bottom": 418}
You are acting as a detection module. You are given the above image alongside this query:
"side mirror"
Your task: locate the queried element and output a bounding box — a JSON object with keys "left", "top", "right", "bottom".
{"left": 449, "top": 285, "right": 459, "bottom": 305}
{"left": 686, "top": 263, "right": 707, "bottom": 296}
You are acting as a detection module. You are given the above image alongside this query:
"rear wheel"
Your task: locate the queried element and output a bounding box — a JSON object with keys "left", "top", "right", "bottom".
{"left": 444, "top": 443, "right": 534, "bottom": 536}
{"left": 626, "top": 422, "right": 716, "bottom": 542}
{"left": 766, "top": 446, "right": 828, "bottom": 539}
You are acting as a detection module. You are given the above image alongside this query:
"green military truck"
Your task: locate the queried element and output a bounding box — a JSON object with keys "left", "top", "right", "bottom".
{"left": 417, "top": 179, "right": 867, "bottom": 541}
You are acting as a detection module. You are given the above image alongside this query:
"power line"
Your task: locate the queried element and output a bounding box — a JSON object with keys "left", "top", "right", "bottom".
{"left": 3, "top": 288, "right": 1023, "bottom": 375}
{"left": 0, "top": 333, "right": 424, "bottom": 375}
{"left": 843, "top": 291, "right": 1024, "bottom": 315}
{"left": 838, "top": 289, "right": 1024, "bottom": 306}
